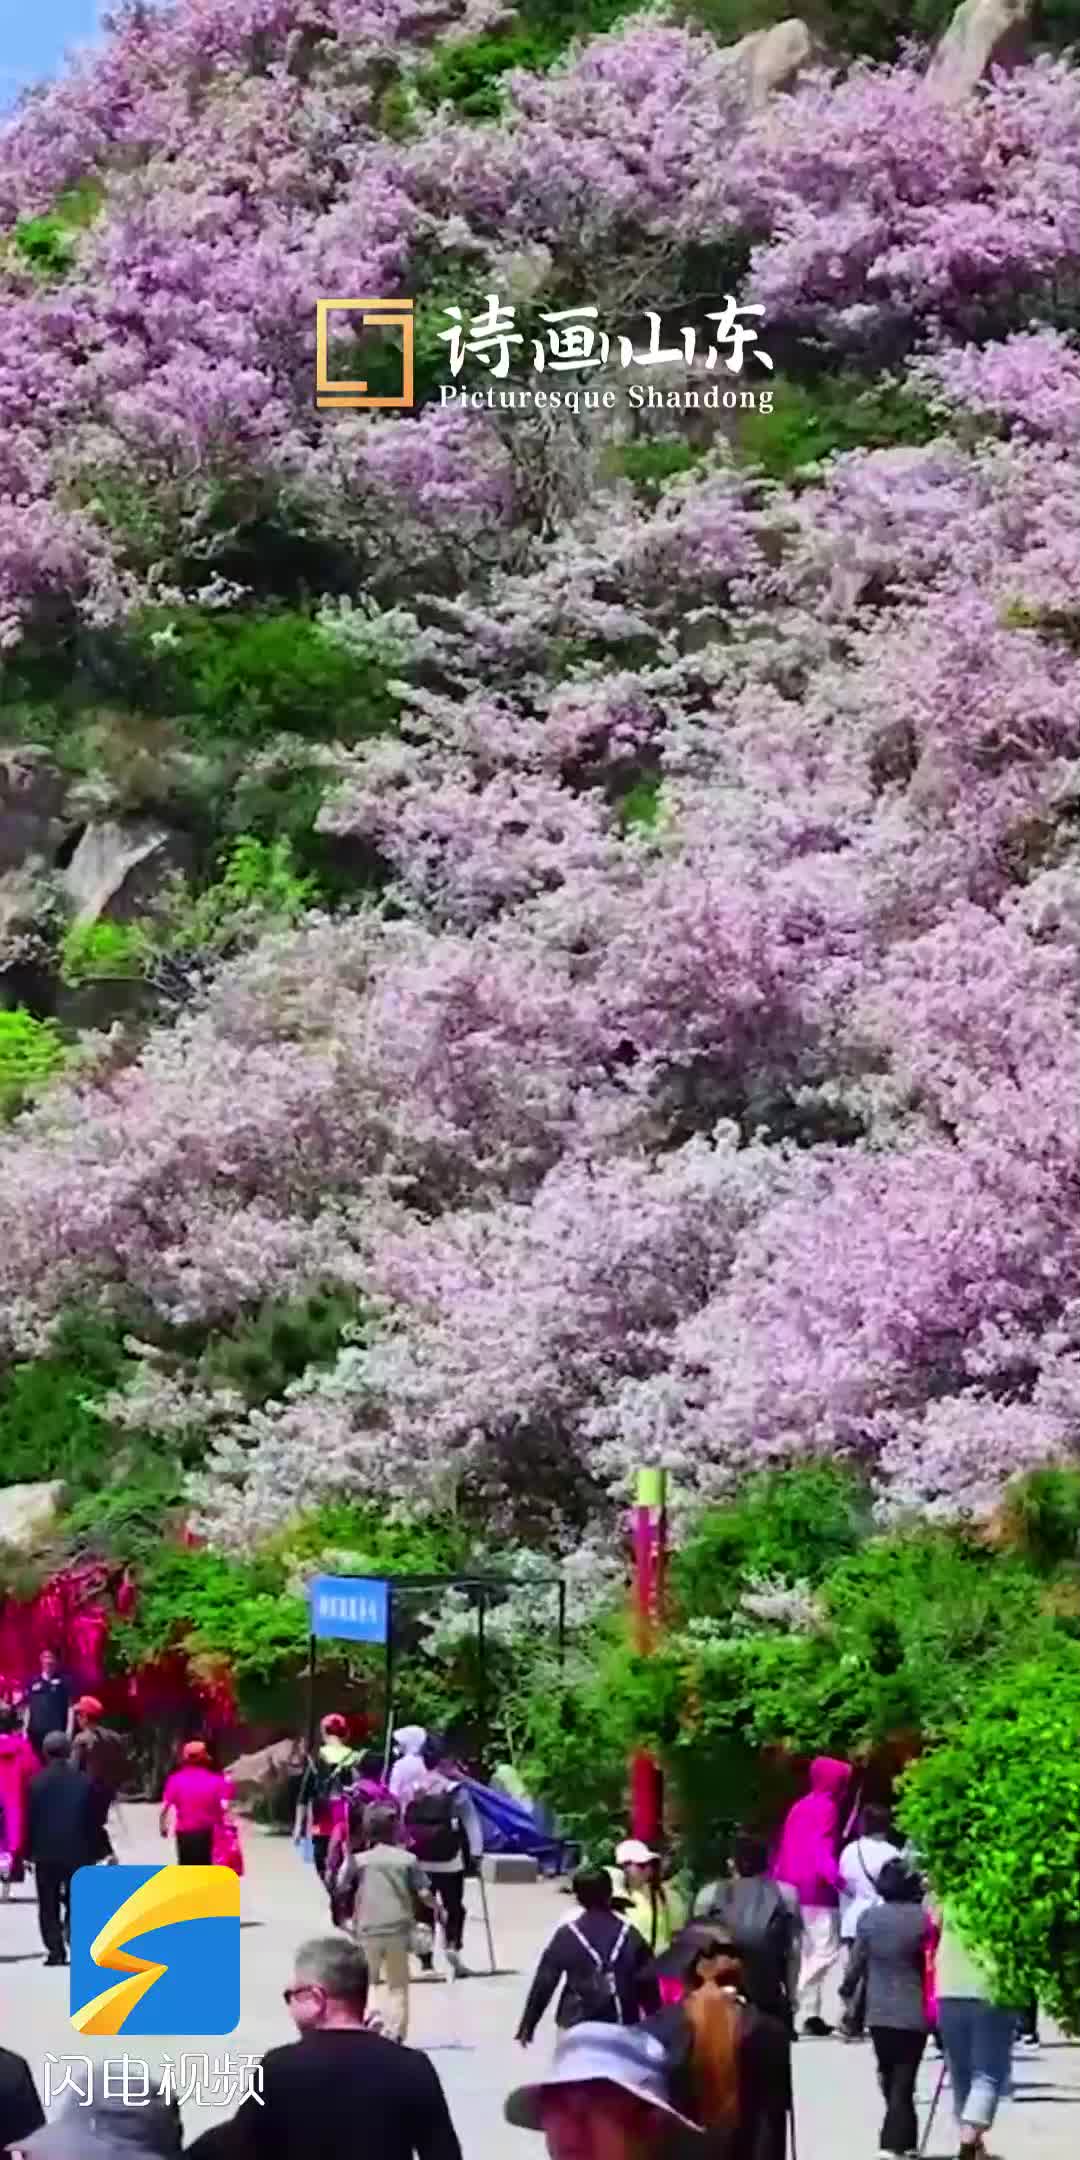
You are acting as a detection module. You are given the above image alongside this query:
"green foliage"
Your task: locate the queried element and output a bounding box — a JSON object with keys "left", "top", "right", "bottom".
{"left": 511, "top": 1633, "right": 638, "bottom": 1854}
{"left": 196, "top": 1289, "right": 357, "bottom": 1405}
{"left": 110, "top": 1544, "right": 310, "bottom": 1690}
{"left": 616, "top": 777, "right": 664, "bottom": 832}
{"left": 618, "top": 440, "right": 703, "bottom": 495}
{"left": 133, "top": 608, "right": 400, "bottom": 749}
{"left": 62, "top": 1462, "right": 189, "bottom": 1568}
{"left": 0, "top": 1311, "right": 133, "bottom": 1488}
{"left": 166, "top": 835, "right": 320, "bottom": 956}
{"left": 415, "top": 0, "right": 640, "bottom": 115}
{"left": 736, "top": 374, "right": 941, "bottom": 483}
{"left": 899, "top": 1645, "right": 1080, "bottom": 2031}
{"left": 0, "top": 1005, "right": 66, "bottom": 1113}
{"left": 671, "top": 1463, "right": 871, "bottom": 1626}
{"left": 993, "top": 1465, "right": 1080, "bottom": 1569}
{"left": 9, "top": 179, "right": 106, "bottom": 280}
{"left": 59, "top": 919, "right": 149, "bottom": 987}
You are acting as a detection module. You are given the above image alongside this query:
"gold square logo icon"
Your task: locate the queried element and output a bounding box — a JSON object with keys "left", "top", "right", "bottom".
{"left": 315, "top": 298, "right": 415, "bottom": 410}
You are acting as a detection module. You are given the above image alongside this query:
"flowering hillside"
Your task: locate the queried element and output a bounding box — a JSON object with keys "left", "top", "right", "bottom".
{"left": 4, "top": 0, "right": 1080, "bottom": 1563}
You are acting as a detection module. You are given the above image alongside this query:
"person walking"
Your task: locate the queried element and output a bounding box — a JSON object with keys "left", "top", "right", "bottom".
{"left": 517, "top": 1867, "right": 660, "bottom": 2047}
{"left": 935, "top": 1902, "right": 1018, "bottom": 2158}
{"left": 615, "top": 1840, "right": 687, "bottom": 1960}
{"left": 840, "top": 1858, "right": 931, "bottom": 2158}
{"left": 27, "top": 1731, "right": 97, "bottom": 1966}
{"left": 389, "top": 1727, "right": 431, "bottom": 1812}
{"left": 0, "top": 1705, "right": 38, "bottom": 1897}
{"left": 340, "top": 1803, "right": 433, "bottom": 2043}
{"left": 159, "top": 1740, "right": 230, "bottom": 1864}
{"left": 770, "top": 1755, "right": 851, "bottom": 2036}
{"left": 403, "top": 1735, "right": 483, "bottom": 1979}
{"left": 0, "top": 2046, "right": 44, "bottom": 2153}
{"left": 646, "top": 1927, "right": 792, "bottom": 2159}
{"left": 70, "top": 1696, "right": 127, "bottom": 1863}
{"left": 187, "top": 1935, "right": 463, "bottom": 2160}
{"left": 24, "top": 1650, "right": 72, "bottom": 1763}
{"left": 293, "top": 1715, "right": 358, "bottom": 1892}
{"left": 837, "top": 1804, "right": 900, "bottom": 2041}
{"left": 692, "top": 1832, "right": 801, "bottom": 2032}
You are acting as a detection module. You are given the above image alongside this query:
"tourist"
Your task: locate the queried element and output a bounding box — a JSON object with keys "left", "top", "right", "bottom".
{"left": 159, "top": 1740, "right": 230, "bottom": 1865}
{"left": 293, "top": 1714, "right": 357, "bottom": 1889}
{"left": 70, "top": 1696, "right": 127, "bottom": 1863}
{"left": 187, "top": 1935, "right": 463, "bottom": 2160}
{"left": 615, "top": 1840, "right": 687, "bottom": 1959}
{"left": 517, "top": 1866, "right": 660, "bottom": 2045}
{"left": 337, "top": 1802, "right": 432, "bottom": 2043}
{"left": 24, "top": 1649, "right": 72, "bottom": 1762}
{"left": 935, "top": 1901, "right": 1018, "bottom": 2157}
{"left": 840, "top": 1858, "right": 931, "bottom": 2158}
{"left": 389, "top": 1726, "right": 431, "bottom": 1811}
{"left": 506, "top": 2022, "right": 703, "bottom": 2158}
{"left": 0, "top": 1704, "right": 38, "bottom": 1898}
{"left": 647, "top": 1927, "right": 792, "bottom": 2158}
{"left": 403, "top": 1734, "right": 483, "bottom": 1980}
{"left": 691, "top": 1833, "right": 801, "bottom": 2031}
{"left": 27, "top": 1731, "right": 97, "bottom": 1967}
{"left": 837, "top": 1802, "right": 900, "bottom": 2041}
{"left": 14, "top": 2080, "right": 182, "bottom": 2160}
{"left": 770, "top": 1756, "right": 851, "bottom": 2036}
{"left": 0, "top": 2046, "right": 44, "bottom": 2154}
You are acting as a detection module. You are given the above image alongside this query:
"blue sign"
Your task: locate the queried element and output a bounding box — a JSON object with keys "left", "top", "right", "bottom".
{"left": 309, "top": 1573, "right": 389, "bottom": 1644}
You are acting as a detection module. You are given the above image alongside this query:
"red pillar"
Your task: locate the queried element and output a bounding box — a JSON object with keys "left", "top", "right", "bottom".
{"left": 630, "top": 1465, "right": 667, "bottom": 1845}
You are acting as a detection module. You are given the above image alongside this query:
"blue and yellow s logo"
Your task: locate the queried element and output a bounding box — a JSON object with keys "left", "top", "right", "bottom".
{"left": 70, "top": 1866, "right": 240, "bottom": 2036}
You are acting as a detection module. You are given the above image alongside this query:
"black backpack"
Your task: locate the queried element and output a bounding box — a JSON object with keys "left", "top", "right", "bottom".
{"left": 406, "top": 1790, "right": 461, "bottom": 1865}
{"left": 703, "top": 1879, "right": 792, "bottom": 2010}
{"left": 564, "top": 1921, "right": 630, "bottom": 2026}
{"left": 306, "top": 1750, "right": 353, "bottom": 1810}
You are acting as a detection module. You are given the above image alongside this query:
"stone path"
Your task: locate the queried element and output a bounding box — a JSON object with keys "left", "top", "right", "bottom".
{"left": 2, "top": 1805, "right": 1078, "bottom": 2156}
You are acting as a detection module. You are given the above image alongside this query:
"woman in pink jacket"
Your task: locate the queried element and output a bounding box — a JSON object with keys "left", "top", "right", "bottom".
{"left": 0, "top": 1706, "right": 37, "bottom": 1893}
{"left": 771, "top": 1756, "right": 852, "bottom": 2037}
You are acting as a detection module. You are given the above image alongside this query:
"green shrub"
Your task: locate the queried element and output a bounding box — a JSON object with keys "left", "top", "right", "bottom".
{"left": 9, "top": 178, "right": 106, "bottom": 281}
{"left": 899, "top": 1645, "right": 1080, "bottom": 2030}
{"left": 0, "top": 1311, "right": 133, "bottom": 1488}
{"left": 0, "top": 1006, "right": 66, "bottom": 1113}
{"left": 618, "top": 441, "right": 703, "bottom": 495}
{"left": 196, "top": 1289, "right": 357, "bottom": 1405}
{"left": 59, "top": 919, "right": 150, "bottom": 987}
{"left": 133, "top": 608, "right": 400, "bottom": 748}
{"left": 736, "top": 374, "right": 940, "bottom": 483}
{"left": 415, "top": 0, "right": 641, "bottom": 115}
{"left": 671, "top": 1464, "right": 871, "bottom": 1625}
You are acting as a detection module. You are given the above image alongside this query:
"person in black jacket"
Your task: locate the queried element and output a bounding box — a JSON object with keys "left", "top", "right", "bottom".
{"left": 187, "top": 1936, "right": 462, "bottom": 2160}
{"left": 0, "top": 2047, "right": 44, "bottom": 2153}
{"left": 647, "top": 1929, "right": 791, "bottom": 2160}
{"left": 27, "top": 1731, "right": 97, "bottom": 1966}
{"left": 517, "top": 1868, "right": 660, "bottom": 2047}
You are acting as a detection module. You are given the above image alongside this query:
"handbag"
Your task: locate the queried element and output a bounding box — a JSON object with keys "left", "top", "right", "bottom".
{"left": 212, "top": 1818, "right": 244, "bottom": 1877}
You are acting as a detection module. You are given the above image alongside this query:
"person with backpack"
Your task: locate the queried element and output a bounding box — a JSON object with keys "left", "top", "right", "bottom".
{"left": 837, "top": 1803, "right": 901, "bottom": 2041}
{"left": 691, "top": 1833, "right": 801, "bottom": 2033}
{"left": 403, "top": 1734, "right": 483, "bottom": 1979}
{"left": 516, "top": 1868, "right": 661, "bottom": 2047}
{"left": 293, "top": 1715, "right": 358, "bottom": 1894}
{"left": 70, "top": 1696, "right": 127, "bottom": 1862}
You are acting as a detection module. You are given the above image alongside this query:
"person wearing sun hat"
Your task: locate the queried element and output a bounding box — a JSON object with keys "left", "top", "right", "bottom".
{"left": 616, "top": 1840, "right": 687, "bottom": 1960}
{"left": 506, "top": 2021, "right": 703, "bottom": 2158}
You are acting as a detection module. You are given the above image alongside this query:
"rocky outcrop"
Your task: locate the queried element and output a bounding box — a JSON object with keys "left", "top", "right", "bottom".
{"left": 60, "top": 819, "right": 193, "bottom": 926}
{"left": 0, "top": 1481, "right": 65, "bottom": 1552}
{"left": 726, "top": 18, "right": 816, "bottom": 110}
{"left": 0, "top": 747, "right": 69, "bottom": 874}
{"left": 928, "top": 0, "right": 1033, "bottom": 100}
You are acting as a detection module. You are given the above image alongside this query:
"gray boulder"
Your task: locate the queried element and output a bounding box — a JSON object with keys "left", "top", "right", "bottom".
{"left": 725, "top": 18, "right": 816, "bottom": 110}
{"left": 928, "top": 0, "right": 1033, "bottom": 100}
{"left": 0, "top": 1481, "right": 65, "bottom": 1552}
{"left": 59, "top": 819, "right": 193, "bottom": 926}
{"left": 0, "top": 747, "right": 69, "bottom": 873}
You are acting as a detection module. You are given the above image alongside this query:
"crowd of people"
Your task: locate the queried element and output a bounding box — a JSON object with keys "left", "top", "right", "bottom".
{"left": 0, "top": 1685, "right": 1048, "bottom": 2160}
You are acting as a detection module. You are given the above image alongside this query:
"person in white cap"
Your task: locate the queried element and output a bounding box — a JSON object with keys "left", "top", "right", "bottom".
{"left": 505, "top": 2021, "right": 702, "bottom": 2158}
{"left": 615, "top": 1840, "right": 687, "bottom": 1959}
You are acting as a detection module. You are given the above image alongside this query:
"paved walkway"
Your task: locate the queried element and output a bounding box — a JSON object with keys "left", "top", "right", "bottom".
{"left": 1, "top": 1806, "right": 1078, "bottom": 2155}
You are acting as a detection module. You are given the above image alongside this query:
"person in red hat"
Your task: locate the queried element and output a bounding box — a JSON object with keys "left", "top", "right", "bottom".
{"left": 70, "top": 1696, "right": 127, "bottom": 1863}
